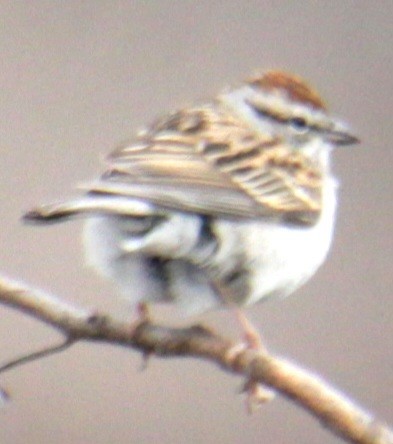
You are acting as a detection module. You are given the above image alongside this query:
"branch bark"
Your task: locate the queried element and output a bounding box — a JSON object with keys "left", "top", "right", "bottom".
{"left": 0, "top": 274, "right": 391, "bottom": 444}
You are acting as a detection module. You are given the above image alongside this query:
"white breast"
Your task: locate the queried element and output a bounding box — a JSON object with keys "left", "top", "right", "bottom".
{"left": 239, "top": 177, "right": 337, "bottom": 305}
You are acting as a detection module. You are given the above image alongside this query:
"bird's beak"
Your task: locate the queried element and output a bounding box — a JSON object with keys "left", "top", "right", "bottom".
{"left": 325, "top": 126, "right": 360, "bottom": 146}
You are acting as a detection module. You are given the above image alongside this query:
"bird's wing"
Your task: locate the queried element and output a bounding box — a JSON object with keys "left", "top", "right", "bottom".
{"left": 86, "top": 104, "right": 322, "bottom": 224}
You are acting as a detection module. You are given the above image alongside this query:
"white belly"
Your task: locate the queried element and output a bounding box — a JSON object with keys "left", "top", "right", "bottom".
{"left": 83, "top": 180, "right": 337, "bottom": 314}
{"left": 218, "top": 178, "right": 337, "bottom": 306}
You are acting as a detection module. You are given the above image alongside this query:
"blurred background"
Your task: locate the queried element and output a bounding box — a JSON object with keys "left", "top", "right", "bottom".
{"left": 0, "top": 2, "right": 392, "bottom": 443}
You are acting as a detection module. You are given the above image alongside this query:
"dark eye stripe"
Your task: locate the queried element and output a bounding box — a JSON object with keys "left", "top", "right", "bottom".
{"left": 245, "top": 99, "right": 317, "bottom": 131}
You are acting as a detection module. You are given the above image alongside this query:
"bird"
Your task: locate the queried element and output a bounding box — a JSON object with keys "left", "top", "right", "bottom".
{"left": 24, "top": 68, "right": 358, "bottom": 359}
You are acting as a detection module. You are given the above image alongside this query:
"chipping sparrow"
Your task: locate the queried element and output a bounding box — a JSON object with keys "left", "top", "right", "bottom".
{"left": 24, "top": 70, "right": 358, "bottom": 318}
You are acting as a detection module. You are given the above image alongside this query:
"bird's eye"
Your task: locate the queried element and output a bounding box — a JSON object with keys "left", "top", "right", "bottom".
{"left": 289, "top": 117, "right": 308, "bottom": 132}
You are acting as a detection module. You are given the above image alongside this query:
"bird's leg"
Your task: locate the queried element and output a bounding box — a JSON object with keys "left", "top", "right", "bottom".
{"left": 130, "top": 302, "right": 153, "bottom": 370}
{"left": 136, "top": 301, "right": 150, "bottom": 324}
{"left": 230, "top": 308, "right": 275, "bottom": 413}
{"left": 212, "top": 280, "right": 275, "bottom": 411}
{"left": 233, "top": 307, "right": 266, "bottom": 352}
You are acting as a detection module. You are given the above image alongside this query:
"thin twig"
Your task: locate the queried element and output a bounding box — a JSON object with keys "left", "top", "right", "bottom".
{"left": 0, "top": 274, "right": 392, "bottom": 444}
{"left": 0, "top": 337, "right": 76, "bottom": 374}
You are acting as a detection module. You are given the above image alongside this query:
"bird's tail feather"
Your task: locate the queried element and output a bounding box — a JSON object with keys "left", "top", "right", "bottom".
{"left": 23, "top": 195, "right": 156, "bottom": 224}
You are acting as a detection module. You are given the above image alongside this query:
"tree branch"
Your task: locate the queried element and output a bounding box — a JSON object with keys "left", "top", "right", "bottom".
{"left": 0, "top": 274, "right": 391, "bottom": 444}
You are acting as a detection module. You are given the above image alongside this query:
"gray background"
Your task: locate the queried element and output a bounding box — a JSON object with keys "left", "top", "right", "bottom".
{"left": 0, "top": 2, "right": 392, "bottom": 443}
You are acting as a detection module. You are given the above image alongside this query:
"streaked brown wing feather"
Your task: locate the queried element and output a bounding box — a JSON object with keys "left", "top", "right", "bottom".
{"left": 88, "top": 104, "right": 322, "bottom": 223}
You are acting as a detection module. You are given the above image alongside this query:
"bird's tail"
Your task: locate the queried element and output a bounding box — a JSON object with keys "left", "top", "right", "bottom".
{"left": 23, "top": 195, "right": 156, "bottom": 225}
